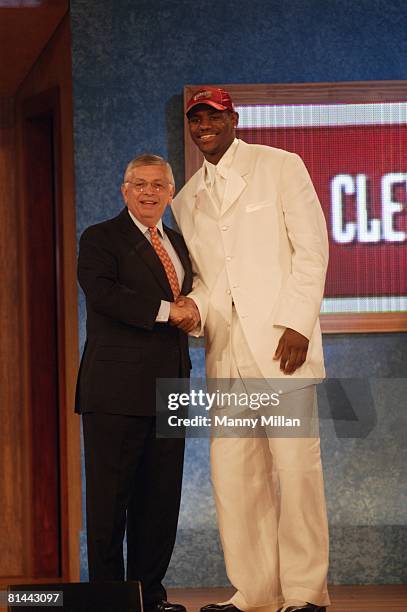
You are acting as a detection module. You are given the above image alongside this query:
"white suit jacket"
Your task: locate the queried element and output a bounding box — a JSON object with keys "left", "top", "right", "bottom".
{"left": 172, "top": 139, "right": 329, "bottom": 383}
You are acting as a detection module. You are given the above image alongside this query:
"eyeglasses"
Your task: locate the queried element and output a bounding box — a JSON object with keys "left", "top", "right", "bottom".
{"left": 125, "top": 180, "right": 171, "bottom": 193}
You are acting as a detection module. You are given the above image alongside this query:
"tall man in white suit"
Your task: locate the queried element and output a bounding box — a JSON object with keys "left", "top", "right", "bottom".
{"left": 172, "top": 88, "right": 330, "bottom": 612}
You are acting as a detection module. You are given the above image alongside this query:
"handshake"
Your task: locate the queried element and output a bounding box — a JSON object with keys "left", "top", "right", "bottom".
{"left": 169, "top": 295, "right": 201, "bottom": 333}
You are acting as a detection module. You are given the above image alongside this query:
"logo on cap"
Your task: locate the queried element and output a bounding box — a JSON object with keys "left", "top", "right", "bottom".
{"left": 193, "top": 90, "right": 213, "bottom": 101}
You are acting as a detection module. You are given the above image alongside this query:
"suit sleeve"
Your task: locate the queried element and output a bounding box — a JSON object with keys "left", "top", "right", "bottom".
{"left": 78, "top": 226, "right": 161, "bottom": 330}
{"left": 171, "top": 200, "right": 208, "bottom": 337}
{"left": 185, "top": 273, "right": 209, "bottom": 338}
{"left": 273, "top": 153, "right": 329, "bottom": 339}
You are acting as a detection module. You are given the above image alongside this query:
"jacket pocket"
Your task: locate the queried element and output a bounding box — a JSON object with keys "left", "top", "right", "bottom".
{"left": 245, "top": 200, "right": 273, "bottom": 213}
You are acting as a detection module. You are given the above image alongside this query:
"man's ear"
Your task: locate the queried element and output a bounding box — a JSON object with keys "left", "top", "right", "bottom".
{"left": 232, "top": 111, "right": 239, "bottom": 129}
{"left": 168, "top": 184, "right": 175, "bottom": 204}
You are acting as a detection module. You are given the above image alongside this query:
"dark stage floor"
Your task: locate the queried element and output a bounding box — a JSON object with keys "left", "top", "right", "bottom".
{"left": 167, "top": 585, "right": 407, "bottom": 612}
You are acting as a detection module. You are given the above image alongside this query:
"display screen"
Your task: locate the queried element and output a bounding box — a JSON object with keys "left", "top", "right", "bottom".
{"left": 236, "top": 101, "right": 407, "bottom": 316}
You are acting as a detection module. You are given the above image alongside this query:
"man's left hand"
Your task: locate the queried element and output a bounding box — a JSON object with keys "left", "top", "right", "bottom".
{"left": 273, "top": 328, "right": 309, "bottom": 374}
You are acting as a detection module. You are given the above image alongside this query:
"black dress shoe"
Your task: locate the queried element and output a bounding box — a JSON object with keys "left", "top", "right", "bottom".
{"left": 276, "top": 605, "right": 326, "bottom": 612}
{"left": 200, "top": 605, "right": 242, "bottom": 612}
{"left": 149, "top": 601, "right": 187, "bottom": 612}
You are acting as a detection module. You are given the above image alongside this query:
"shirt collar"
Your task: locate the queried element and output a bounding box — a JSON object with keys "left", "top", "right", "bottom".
{"left": 128, "top": 209, "right": 165, "bottom": 237}
{"left": 204, "top": 138, "right": 240, "bottom": 185}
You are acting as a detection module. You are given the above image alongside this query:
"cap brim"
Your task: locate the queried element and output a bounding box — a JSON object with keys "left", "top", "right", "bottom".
{"left": 186, "top": 100, "right": 228, "bottom": 114}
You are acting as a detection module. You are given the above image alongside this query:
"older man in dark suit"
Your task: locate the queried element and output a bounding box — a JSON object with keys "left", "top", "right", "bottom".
{"left": 76, "top": 154, "right": 199, "bottom": 612}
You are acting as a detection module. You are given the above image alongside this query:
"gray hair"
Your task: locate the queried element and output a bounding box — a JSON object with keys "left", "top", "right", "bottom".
{"left": 123, "top": 154, "right": 175, "bottom": 188}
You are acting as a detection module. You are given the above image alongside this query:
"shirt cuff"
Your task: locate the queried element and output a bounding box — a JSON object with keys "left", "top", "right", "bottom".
{"left": 156, "top": 300, "right": 170, "bottom": 322}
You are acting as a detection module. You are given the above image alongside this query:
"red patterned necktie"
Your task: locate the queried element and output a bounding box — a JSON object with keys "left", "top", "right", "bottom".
{"left": 149, "top": 226, "right": 180, "bottom": 299}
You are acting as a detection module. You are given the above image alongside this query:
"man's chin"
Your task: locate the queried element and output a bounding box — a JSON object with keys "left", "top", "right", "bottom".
{"left": 193, "top": 139, "right": 217, "bottom": 155}
{"left": 200, "top": 141, "right": 215, "bottom": 149}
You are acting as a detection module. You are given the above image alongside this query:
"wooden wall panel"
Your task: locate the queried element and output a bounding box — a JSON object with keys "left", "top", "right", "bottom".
{"left": 0, "top": 98, "right": 26, "bottom": 577}
{"left": 0, "top": 12, "right": 80, "bottom": 586}
{"left": 24, "top": 113, "right": 61, "bottom": 577}
{"left": 14, "top": 15, "right": 81, "bottom": 582}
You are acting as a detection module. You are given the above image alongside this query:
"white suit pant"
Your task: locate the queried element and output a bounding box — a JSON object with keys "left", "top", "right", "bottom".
{"left": 210, "top": 309, "right": 330, "bottom": 610}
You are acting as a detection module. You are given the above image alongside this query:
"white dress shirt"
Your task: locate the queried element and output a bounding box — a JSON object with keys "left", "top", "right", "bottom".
{"left": 204, "top": 138, "right": 240, "bottom": 207}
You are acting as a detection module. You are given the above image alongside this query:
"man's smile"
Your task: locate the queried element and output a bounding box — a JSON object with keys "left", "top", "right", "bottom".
{"left": 198, "top": 133, "right": 218, "bottom": 141}
{"left": 140, "top": 199, "right": 158, "bottom": 206}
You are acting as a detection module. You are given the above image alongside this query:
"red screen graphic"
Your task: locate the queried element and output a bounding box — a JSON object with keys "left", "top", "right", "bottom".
{"left": 237, "top": 123, "right": 407, "bottom": 299}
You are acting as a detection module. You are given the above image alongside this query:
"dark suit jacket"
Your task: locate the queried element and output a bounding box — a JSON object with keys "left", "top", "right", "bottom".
{"left": 75, "top": 207, "right": 193, "bottom": 416}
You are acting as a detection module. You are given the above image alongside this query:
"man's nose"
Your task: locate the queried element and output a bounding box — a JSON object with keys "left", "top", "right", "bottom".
{"left": 143, "top": 182, "right": 155, "bottom": 194}
{"left": 199, "top": 116, "right": 212, "bottom": 130}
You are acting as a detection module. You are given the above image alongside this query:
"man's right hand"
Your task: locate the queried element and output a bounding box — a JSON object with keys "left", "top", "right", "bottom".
{"left": 169, "top": 296, "right": 200, "bottom": 333}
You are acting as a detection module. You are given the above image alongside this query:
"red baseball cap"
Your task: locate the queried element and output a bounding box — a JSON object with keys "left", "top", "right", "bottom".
{"left": 186, "top": 87, "right": 234, "bottom": 114}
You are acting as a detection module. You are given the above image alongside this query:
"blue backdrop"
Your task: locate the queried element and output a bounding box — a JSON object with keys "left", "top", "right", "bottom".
{"left": 71, "top": 0, "right": 407, "bottom": 585}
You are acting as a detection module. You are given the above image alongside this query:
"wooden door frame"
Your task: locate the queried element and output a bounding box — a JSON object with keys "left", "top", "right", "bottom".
{"left": 11, "top": 86, "right": 81, "bottom": 584}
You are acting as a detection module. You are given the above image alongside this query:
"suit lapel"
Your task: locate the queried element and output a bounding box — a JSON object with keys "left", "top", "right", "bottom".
{"left": 116, "top": 208, "right": 174, "bottom": 300}
{"left": 220, "top": 140, "right": 251, "bottom": 216}
{"left": 221, "top": 167, "right": 247, "bottom": 216}
{"left": 192, "top": 140, "right": 252, "bottom": 218}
